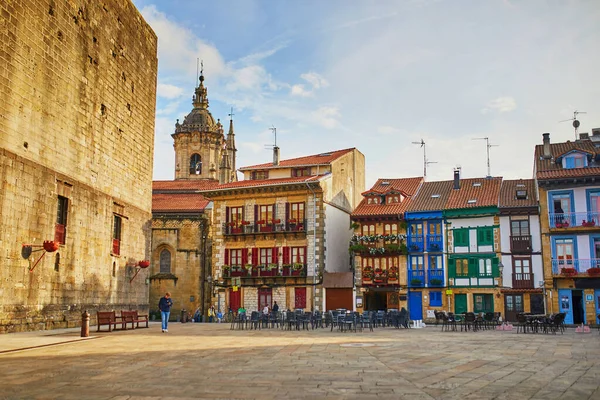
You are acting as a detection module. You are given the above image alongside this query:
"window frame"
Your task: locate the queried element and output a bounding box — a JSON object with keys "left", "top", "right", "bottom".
{"left": 189, "top": 153, "right": 201, "bottom": 175}
{"left": 112, "top": 215, "right": 122, "bottom": 255}
{"left": 429, "top": 291, "right": 442, "bottom": 307}
{"left": 55, "top": 195, "right": 68, "bottom": 244}
{"left": 453, "top": 228, "right": 469, "bottom": 247}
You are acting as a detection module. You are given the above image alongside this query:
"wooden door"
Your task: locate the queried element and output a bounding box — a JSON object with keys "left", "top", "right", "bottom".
{"left": 454, "top": 294, "right": 467, "bottom": 314}
{"left": 294, "top": 287, "right": 307, "bottom": 310}
{"left": 258, "top": 288, "right": 272, "bottom": 311}
{"left": 559, "top": 289, "right": 573, "bottom": 324}
{"left": 408, "top": 291, "right": 422, "bottom": 320}
{"left": 504, "top": 294, "right": 523, "bottom": 322}
{"left": 325, "top": 288, "right": 353, "bottom": 311}
{"left": 530, "top": 294, "right": 544, "bottom": 315}
{"left": 229, "top": 289, "right": 241, "bottom": 312}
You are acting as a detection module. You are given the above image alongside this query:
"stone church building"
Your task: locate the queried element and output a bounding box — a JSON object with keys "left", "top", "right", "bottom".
{"left": 0, "top": 0, "right": 158, "bottom": 332}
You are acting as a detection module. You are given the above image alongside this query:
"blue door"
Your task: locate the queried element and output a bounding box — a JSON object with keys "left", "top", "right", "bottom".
{"left": 558, "top": 289, "right": 573, "bottom": 324}
{"left": 408, "top": 291, "right": 423, "bottom": 320}
{"left": 595, "top": 290, "right": 600, "bottom": 324}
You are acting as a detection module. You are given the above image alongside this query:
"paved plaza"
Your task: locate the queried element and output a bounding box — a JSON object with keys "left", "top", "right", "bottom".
{"left": 0, "top": 322, "right": 599, "bottom": 399}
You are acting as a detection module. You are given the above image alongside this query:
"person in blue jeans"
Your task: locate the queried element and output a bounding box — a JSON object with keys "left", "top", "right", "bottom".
{"left": 158, "top": 292, "right": 173, "bottom": 332}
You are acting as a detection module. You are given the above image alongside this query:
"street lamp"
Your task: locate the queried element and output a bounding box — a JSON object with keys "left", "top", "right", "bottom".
{"left": 497, "top": 261, "right": 504, "bottom": 289}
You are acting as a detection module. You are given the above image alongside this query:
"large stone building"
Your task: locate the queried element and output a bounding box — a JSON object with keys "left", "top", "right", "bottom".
{"left": 203, "top": 147, "right": 365, "bottom": 314}
{"left": 0, "top": 0, "right": 157, "bottom": 332}
{"left": 149, "top": 73, "right": 234, "bottom": 320}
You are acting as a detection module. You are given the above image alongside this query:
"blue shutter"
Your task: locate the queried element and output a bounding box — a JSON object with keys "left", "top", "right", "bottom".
{"left": 565, "top": 157, "right": 575, "bottom": 169}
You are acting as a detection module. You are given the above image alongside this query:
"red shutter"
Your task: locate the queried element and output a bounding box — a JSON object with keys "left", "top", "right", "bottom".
{"left": 272, "top": 247, "right": 278, "bottom": 264}
{"left": 272, "top": 203, "right": 276, "bottom": 222}
{"left": 285, "top": 203, "right": 290, "bottom": 223}
{"left": 225, "top": 207, "right": 230, "bottom": 224}
{"left": 242, "top": 248, "right": 249, "bottom": 265}
{"left": 283, "top": 247, "right": 290, "bottom": 264}
{"left": 303, "top": 246, "right": 308, "bottom": 264}
{"left": 252, "top": 247, "right": 259, "bottom": 266}
{"left": 224, "top": 249, "right": 229, "bottom": 265}
{"left": 254, "top": 205, "right": 258, "bottom": 223}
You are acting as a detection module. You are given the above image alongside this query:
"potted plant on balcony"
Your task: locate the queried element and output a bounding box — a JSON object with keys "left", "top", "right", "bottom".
{"left": 272, "top": 219, "right": 281, "bottom": 224}
{"left": 362, "top": 266, "right": 373, "bottom": 282}
{"left": 387, "top": 266, "right": 398, "bottom": 281}
{"left": 410, "top": 244, "right": 420, "bottom": 251}
{"left": 223, "top": 266, "right": 230, "bottom": 277}
{"left": 555, "top": 220, "right": 569, "bottom": 228}
{"left": 582, "top": 219, "right": 596, "bottom": 227}
{"left": 292, "top": 263, "right": 305, "bottom": 276}
{"left": 411, "top": 278, "right": 423, "bottom": 286}
{"left": 349, "top": 244, "right": 368, "bottom": 254}
{"left": 561, "top": 267, "right": 577, "bottom": 277}
{"left": 587, "top": 267, "right": 600, "bottom": 276}
{"left": 430, "top": 278, "right": 442, "bottom": 286}
{"left": 373, "top": 267, "right": 385, "bottom": 284}
{"left": 429, "top": 243, "right": 440, "bottom": 251}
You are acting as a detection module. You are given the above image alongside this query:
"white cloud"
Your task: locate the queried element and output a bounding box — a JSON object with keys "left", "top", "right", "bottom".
{"left": 312, "top": 106, "right": 341, "bottom": 129}
{"left": 290, "top": 84, "right": 311, "bottom": 97}
{"left": 482, "top": 96, "right": 517, "bottom": 114}
{"left": 301, "top": 72, "right": 329, "bottom": 89}
{"left": 157, "top": 83, "right": 184, "bottom": 99}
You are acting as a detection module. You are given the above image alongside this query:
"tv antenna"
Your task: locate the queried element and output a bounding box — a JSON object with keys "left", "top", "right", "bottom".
{"left": 559, "top": 110, "right": 587, "bottom": 140}
{"left": 264, "top": 126, "right": 277, "bottom": 150}
{"left": 411, "top": 139, "right": 437, "bottom": 179}
{"left": 473, "top": 137, "right": 498, "bottom": 178}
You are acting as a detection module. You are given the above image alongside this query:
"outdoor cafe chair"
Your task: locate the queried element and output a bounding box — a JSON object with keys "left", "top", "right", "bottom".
{"left": 249, "top": 311, "right": 261, "bottom": 330}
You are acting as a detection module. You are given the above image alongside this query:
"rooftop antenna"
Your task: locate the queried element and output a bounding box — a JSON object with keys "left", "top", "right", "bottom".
{"left": 196, "top": 58, "right": 200, "bottom": 86}
{"left": 265, "top": 125, "right": 277, "bottom": 150}
{"left": 472, "top": 137, "right": 498, "bottom": 178}
{"left": 411, "top": 139, "right": 437, "bottom": 179}
{"left": 559, "top": 110, "right": 587, "bottom": 140}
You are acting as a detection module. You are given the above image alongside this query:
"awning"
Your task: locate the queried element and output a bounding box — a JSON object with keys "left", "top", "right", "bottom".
{"left": 323, "top": 272, "right": 354, "bottom": 288}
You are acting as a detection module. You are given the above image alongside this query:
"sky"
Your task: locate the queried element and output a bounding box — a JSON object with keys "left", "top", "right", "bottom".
{"left": 131, "top": 0, "right": 600, "bottom": 188}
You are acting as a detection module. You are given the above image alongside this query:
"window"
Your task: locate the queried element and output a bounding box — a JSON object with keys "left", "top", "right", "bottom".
{"left": 453, "top": 229, "right": 469, "bottom": 247}
{"left": 259, "top": 205, "right": 274, "bottom": 222}
{"left": 228, "top": 206, "right": 243, "bottom": 225}
{"left": 410, "top": 223, "right": 423, "bottom": 236}
{"left": 112, "top": 215, "right": 122, "bottom": 255}
{"left": 551, "top": 192, "right": 572, "bottom": 214}
{"left": 292, "top": 167, "right": 311, "bottom": 177}
{"left": 554, "top": 238, "right": 574, "bottom": 265}
{"left": 428, "top": 222, "right": 441, "bottom": 236}
{"left": 429, "top": 255, "right": 443, "bottom": 269}
{"left": 478, "top": 258, "right": 492, "bottom": 276}
{"left": 477, "top": 227, "right": 493, "bottom": 246}
{"left": 473, "top": 294, "right": 494, "bottom": 313}
{"left": 410, "top": 255, "right": 424, "bottom": 270}
{"left": 513, "top": 257, "right": 531, "bottom": 276}
{"left": 429, "top": 291, "right": 442, "bottom": 306}
{"left": 55, "top": 196, "right": 68, "bottom": 244}
{"left": 362, "top": 224, "right": 375, "bottom": 235}
{"left": 367, "top": 196, "right": 380, "bottom": 205}
{"left": 159, "top": 249, "right": 171, "bottom": 273}
{"left": 229, "top": 249, "right": 243, "bottom": 266}
{"left": 291, "top": 247, "right": 306, "bottom": 264}
{"left": 189, "top": 153, "right": 201, "bottom": 175}
{"left": 384, "top": 223, "right": 398, "bottom": 235}
{"left": 510, "top": 219, "right": 530, "bottom": 236}
{"left": 251, "top": 170, "right": 269, "bottom": 180}
{"left": 588, "top": 190, "right": 600, "bottom": 215}
{"left": 564, "top": 154, "right": 586, "bottom": 169}
{"left": 290, "top": 202, "right": 305, "bottom": 221}
{"left": 455, "top": 259, "right": 469, "bottom": 276}
{"left": 259, "top": 248, "right": 274, "bottom": 265}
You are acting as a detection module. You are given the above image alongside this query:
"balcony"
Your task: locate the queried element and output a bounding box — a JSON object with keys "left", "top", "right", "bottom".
{"left": 223, "top": 264, "right": 307, "bottom": 279}
{"left": 551, "top": 259, "right": 600, "bottom": 275}
{"left": 408, "top": 235, "right": 424, "bottom": 252}
{"left": 512, "top": 272, "right": 534, "bottom": 289}
{"left": 408, "top": 269, "right": 425, "bottom": 287}
{"left": 361, "top": 266, "right": 400, "bottom": 286}
{"left": 510, "top": 235, "right": 532, "bottom": 253}
{"left": 549, "top": 212, "right": 599, "bottom": 229}
{"left": 223, "top": 219, "right": 306, "bottom": 236}
{"left": 426, "top": 234, "right": 443, "bottom": 252}
{"left": 427, "top": 269, "right": 444, "bottom": 287}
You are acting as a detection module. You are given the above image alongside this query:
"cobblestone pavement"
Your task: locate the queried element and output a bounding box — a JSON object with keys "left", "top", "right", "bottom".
{"left": 0, "top": 322, "right": 599, "bottom": 399}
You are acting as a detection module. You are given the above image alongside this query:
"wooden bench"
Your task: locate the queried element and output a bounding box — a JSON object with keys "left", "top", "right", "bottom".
{"left": 96, "top": 311, "right": 124, "bottom": 332}
{"left": 121, "top": 310, "right": 149, "bottom": 329}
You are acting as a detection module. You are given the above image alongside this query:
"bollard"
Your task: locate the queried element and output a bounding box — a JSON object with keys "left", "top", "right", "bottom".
{"left": 81, "top": 310, "right": 90, "bottom": 337}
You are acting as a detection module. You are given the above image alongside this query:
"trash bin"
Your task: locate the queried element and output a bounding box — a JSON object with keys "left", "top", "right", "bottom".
{"left": 180, "top": 309, "right": 188, "bottom": 323}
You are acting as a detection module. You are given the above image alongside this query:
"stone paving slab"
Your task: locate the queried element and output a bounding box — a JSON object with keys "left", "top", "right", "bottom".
{"left": 0, "top": 323, "right": 598, "bottom": 399}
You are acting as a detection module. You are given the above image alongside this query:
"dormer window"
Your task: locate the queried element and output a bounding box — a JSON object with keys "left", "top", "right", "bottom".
{"left": 292, "top": 167, "right": 311, "bottom": 177}
{"left": 467, "top": 199, "right": 477, "bottom": 204}
{"left": 431, "top": 194, "right": 440, "bottom": 198}
{"left": 387, "top": 195, "right": 400, "bottom": 204}
{"left": 563, "top": 153, "right": 587, "bottom": 169}
{"left": 473, "top": 183, "right": 481, "bottom": 187}
{"left": 251, "top": 170, "right": 269, "bottom": 180}
{"left": 516, "top": 189, "right": 527, "bottom": 199}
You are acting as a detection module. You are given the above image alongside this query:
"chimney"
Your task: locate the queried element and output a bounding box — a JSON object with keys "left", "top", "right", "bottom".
{"left": 579, "top": 132, "right": 589, "bottom": 140}
{"left": 453, "top": 168, "right": 460, "bottom": 190}
{"left": 592, "top": 128, "right": 600, "bottom": 137}
{"left": 542, "top": 133, "right": 551, "bottom": 159}
{"left": 273, "top": 146, "right": 280, "bottom": 166}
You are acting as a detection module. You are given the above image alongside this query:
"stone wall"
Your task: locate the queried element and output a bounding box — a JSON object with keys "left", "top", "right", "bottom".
{"left": 0, "top": 0, "right": 157, "bottom": 332}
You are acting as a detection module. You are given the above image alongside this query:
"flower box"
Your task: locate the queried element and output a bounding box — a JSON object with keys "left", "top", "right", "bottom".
{"left": 288, "top": 218, "right": 297, "bottom": 224}
{"left": 257, "top": 220, "right": 266, "bottom": 225}
{"left": 241, "top": 221, "right": 250, "bottom": 226}
{"left": 272, "top": 219, "right": 281, "bottom": 224}
{"left": 555, "top": 221, "right": 570, "bottom": 228}
{"left": 260, "top": 225, "right": 273, "bottom": 233}
{"left": 582, "top": 220, "right": 596, "bottom": 227}
{"left": 411, "top": 278, "right": 423, "bottom": 286}
{"left": 587, "top": 267, "right": 600, "bottom": 276}
{"left": 231, "top": 227, "right": 242, "bottom": 234}
{"left": 561, "top": 267, "right": 577, "bottom": 277}
{"left": 227, "top": 222, "right": 237, "bottom": 227}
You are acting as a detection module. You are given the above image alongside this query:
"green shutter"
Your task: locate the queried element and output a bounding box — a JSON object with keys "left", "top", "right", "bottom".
{"left": 492, "top": 257, "right": 499, "bottom": 277}
{"left": 477, "top": 229, "right": 484, "bottom": 245}
{"left": 448, "top": 258, "right": 456, "bottom": 278}
{"left": 477, "top": 227, "right": 494, "bottom": 246}
{"left": 454, "top": 229, "right": 469, "bottom": 247}
{"left": 468, "top": 258, "right": 477, "bottom": 276}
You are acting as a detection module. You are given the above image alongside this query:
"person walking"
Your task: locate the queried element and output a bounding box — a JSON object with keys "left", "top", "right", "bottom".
{"left": 159, "top": 292, "right": 173, "bottom": 332}
{"left": 272, "top": 301, "right": 279, "bottom": 313}
{"left": 208, "top": 305, "right": 216, "bottom": 323}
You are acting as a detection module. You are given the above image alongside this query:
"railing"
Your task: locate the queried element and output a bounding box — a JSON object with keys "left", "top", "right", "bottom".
{"left": 223, "top": 264, "right": 307, "bottom": 278}
{"left": 512, "top": 272, "right": 534, "bottom": 289}
{"left": 551, "top": 259, "right": 600, "bottom": 274}
{"left": 408, "top": 235, "right": 424, "bottom": 252}
{"left": 510, "top": 235, "right": 532, "bottom": 253}
{"left": 427, "top": 269, "right": 444, "bottom": 287}
{"left": 223, "top": 219, "right": 306, "bottom": 235}
{"left": 408, "top": 269, "right": 425, "bottom": 287}
{"left": 426, "top": 234, "right": 443, "bottom": 252}
{"left": 549, "top": 212, "right": 600, "bottom": 229}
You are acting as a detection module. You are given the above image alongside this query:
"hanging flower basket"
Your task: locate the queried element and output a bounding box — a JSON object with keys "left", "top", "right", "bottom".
{"left": 138, "top": 260, "right": 150, "bottom": 268}
{"left": 587, "top": 267, "right": 600, "bottom": 276}
{"left": 43, "top": 241, "right": 59, "bottom": 252}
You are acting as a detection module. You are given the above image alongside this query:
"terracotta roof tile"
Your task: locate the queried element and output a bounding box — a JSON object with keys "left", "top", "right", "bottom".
{"left": 153, "top": 180, "right": 221, "bottom": 192}
{"left": 406, "top": 180, "right": 454, "bottom": 212}
{"left": 499, "top": 179, "right": 538, "bottom": 208}
{"left": 351, "top": 177, "right": 423, "bottom": 217}
{"left": 152, "top": 193, "right": 210, "bottom": 213}
{"left": 534, "top": 140, "right": 600, "bottom": 180}
{"left": 445, "top": 177, "right": 502, "bottom": 209}
{"left": 239, "top": 148, "right": 355, "bottom": 171}
{"left": 201, "top": 175, "right": 324, "bottom": 192}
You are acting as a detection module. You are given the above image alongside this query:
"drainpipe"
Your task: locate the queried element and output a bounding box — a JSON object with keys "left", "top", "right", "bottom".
{"left": 305, "top": 179, "right": 318, "bottom": 311}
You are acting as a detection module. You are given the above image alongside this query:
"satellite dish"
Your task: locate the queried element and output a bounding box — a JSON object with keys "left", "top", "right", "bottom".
{"left": 573, "top": 120, "right": 580, "bottom": 128}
